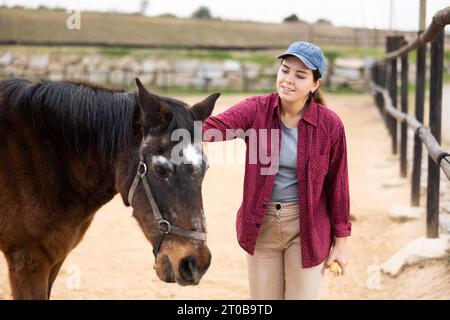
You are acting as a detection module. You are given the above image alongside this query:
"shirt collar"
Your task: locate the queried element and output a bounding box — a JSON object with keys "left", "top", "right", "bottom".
{"left": 273, "top": 94, "right": 318, "bottom": 127}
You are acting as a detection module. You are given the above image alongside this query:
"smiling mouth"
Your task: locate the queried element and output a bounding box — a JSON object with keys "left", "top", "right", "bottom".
{"left": 281, "top": 85, "right": 295, "bottom": 92}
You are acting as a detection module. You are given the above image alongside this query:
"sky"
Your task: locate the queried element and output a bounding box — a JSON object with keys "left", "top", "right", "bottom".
{"left": 1, "top": 0, "right": 450, "bottom": 32}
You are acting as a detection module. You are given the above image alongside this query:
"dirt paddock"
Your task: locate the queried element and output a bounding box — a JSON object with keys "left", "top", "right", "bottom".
{"left": 1, "top": 92, "right": 449, "bottom": 299}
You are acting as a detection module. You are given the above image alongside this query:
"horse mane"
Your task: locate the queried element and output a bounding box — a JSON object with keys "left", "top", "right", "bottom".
{"left": 0, "top": 78, "right": 195, "bottom": 164}
{"left": 0, "top": 78, "right": 137, "bottom": 164}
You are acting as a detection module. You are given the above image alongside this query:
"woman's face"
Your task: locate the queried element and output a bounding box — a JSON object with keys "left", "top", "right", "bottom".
{"left": 276, "top": 55, "right": 321, "bottom": 104}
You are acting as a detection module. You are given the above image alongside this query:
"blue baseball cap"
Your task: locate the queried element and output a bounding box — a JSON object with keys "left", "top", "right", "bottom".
{"left": 277, "top": 41, "right": 326, "bottom": 77}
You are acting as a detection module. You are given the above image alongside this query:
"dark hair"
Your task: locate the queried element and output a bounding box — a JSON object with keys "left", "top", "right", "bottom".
{"left": 306, "top": 69, "right": 325, "bottom": 106}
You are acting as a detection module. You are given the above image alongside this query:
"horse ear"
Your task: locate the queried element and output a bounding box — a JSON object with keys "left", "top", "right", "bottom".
{"left": 135, "top": 78, "right": 172, "bottom": 134}
{"left": 190, "top": 93, "right": 220, "bottom": 121}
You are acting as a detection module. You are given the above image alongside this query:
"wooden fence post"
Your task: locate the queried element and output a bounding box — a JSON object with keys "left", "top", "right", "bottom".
{"left": 386, "top": 36, "right": 404, "bottom": 155}
{"left": 400, "top": 39, "right": 409, "bottom": 178}
{"left": 426, "top": 30, "right": 444, "bottom": 238}
{"left": 372, "top": 64, "right": 381, "bottom": 113}
{"left": 374, "top": 64, "right": 382, "bottom": 118}
{"left": 411, "top": 36, "right": 426, "bottom": 207}
{"left": 381, "top": 64, "right": 387, "bottom": 128}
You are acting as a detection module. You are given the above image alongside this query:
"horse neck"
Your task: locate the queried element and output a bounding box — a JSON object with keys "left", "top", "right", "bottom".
{"left": 36, "top": 90, "right": 140, "bottom": 206}
{"left": 2, "top": 79, "right": 141, "bottom": 212}
{"left": 63, "top": 98, "right": 139, "bottom": 201}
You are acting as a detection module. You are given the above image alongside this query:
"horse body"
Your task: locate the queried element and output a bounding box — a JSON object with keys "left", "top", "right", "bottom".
{"left": 0, "top": 78, "right": 219, "bottom": 299}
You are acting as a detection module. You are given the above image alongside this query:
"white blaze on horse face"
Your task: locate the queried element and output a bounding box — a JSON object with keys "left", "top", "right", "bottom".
{"left": 182, "top": 143, "right": 203, "bottom": 168}
{"left": 152, "top": 155, "right": 170, "bottom": 167}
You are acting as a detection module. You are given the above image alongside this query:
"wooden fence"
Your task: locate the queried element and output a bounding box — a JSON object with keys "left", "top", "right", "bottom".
{"left": 370, "top": 6, "right": 450, "bottom": 238}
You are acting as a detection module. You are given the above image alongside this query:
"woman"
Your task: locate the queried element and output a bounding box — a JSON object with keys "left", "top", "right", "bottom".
{"left": 202, "top": 41, "right": 351, "bottom": 300}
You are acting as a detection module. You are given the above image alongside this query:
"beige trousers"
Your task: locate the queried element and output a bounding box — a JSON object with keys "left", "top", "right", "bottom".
{"left": 246, "top": 201, "right": 325, "bottom": 300}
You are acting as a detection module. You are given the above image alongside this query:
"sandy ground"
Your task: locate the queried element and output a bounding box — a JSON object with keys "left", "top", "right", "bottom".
{"left": 0, "top": 92, "right": 449, "bottom": 300}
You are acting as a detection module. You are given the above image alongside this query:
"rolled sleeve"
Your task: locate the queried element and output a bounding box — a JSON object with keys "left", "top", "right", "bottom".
{"left": 333, "top": 222, "right": 352, "bottom": 237}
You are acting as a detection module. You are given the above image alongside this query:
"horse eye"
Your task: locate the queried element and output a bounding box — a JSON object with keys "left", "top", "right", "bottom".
{"left": 154, "top": 165, "right": 172, "bottom": 179}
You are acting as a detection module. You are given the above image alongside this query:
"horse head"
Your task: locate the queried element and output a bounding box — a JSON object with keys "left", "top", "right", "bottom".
{"left": 116, "top": 78, "right": 219, "bottom": 286}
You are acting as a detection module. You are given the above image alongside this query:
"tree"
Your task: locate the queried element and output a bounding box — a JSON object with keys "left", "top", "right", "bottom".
{"left": 191, "top": 6, "right": 212, "bottom": 19}
{"left": 315, "top": 18, "right": 333, "bottom": 25}
{"left": 283, "top": 14, "right": 299, "bottom": 23}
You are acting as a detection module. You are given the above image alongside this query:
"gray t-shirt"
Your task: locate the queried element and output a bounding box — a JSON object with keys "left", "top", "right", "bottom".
{"left": 270, "top": 121, "right": 299, "bottom": 202}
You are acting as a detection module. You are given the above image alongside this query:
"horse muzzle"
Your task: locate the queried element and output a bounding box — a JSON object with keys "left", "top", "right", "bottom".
{"left": 154, "top": 246, "right": 211, "bottom": 286}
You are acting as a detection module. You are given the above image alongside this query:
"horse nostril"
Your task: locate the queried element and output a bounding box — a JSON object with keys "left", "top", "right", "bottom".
{"left": 179, "top": 256, "right": 198, "bottom": 283}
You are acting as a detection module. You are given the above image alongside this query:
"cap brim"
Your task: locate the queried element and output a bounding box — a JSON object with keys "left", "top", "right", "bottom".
{"left": 276, "top": 53, "right": 317, "bottom": 71}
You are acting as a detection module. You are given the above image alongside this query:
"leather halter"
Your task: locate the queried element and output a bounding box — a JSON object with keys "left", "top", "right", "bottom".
{"left": 127, "top": 154, "right": 207, "bottom": 257}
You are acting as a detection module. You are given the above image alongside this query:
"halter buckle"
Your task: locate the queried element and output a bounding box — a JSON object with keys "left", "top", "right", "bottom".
{"left": 138, "top": 161, "right": 147, "bottom": 177}
{"left": 158, "top": 220, "right": 172, "bottom": 234}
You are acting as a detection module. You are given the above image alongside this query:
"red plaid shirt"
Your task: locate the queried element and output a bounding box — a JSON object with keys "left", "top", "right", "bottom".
{"left": 202, "top": 93, "right": 351, "bottom": 268}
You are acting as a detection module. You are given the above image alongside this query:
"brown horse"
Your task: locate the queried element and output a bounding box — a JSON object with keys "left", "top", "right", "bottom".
{"left": 0, "top": 77, "right": 220, "bottom": 299}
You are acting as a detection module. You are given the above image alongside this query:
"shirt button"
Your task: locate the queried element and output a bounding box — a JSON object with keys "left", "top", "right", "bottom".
{"left": 275, "top": 203, "right": 281, "bottom": 210}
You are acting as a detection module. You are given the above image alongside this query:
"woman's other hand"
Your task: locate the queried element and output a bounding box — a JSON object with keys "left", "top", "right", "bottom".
{"left": 325, "top": 237, "right": 349, "bottom": 275}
